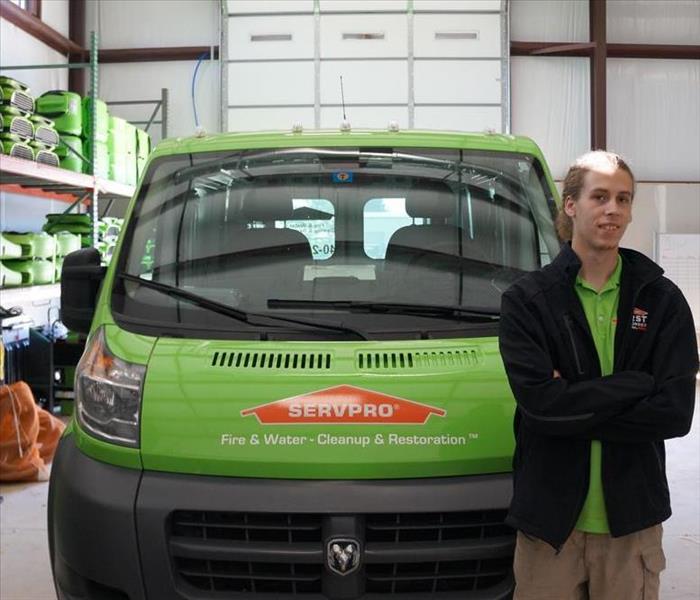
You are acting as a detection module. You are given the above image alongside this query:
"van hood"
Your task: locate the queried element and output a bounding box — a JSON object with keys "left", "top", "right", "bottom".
{"left": 140, "top": 337, "right": 515, "bottom": 479}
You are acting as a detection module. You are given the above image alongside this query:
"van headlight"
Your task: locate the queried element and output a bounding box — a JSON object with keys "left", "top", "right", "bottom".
{"left": 75, "top": 326, "right": 146, "bottom": 447}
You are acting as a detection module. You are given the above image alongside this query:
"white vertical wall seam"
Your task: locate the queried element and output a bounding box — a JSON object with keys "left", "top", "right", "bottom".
{"left": 314, "top": 0, "right": 321, "bottom": 129}
{"left": 501, "top": 0, "right": 511, "bottom": 134}
{"left": 407, "top": 0, "right": 415, "bottom": 129}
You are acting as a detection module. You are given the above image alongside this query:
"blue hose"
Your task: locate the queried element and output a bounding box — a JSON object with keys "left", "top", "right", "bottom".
{"left": 191, "top": 51, "right": 209, "bottom": 128}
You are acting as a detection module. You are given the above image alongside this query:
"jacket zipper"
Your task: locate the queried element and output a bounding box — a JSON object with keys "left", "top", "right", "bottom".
{"left": 563, "top": 315, "right": 584, "bottom": 375}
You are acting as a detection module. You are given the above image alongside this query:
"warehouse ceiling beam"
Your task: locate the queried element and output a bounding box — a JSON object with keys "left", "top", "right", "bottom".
{"left": 590, "top": 0, "right": 606, "bottom": 150}
{"left": 95, "top": 46, "right": 220, "bottom": 64}
{"left": 0, "top": 0, "right": 83, "bottom": 55}
{"left": 511, "top": 42, "right": 699, "bottom": 60}
{"left": 68, "top": 0, "right": 86, "bottom": 95}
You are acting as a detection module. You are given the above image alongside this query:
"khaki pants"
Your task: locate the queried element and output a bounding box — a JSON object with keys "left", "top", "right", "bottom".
{"left": 513, "top": 525, "right": 666, "bottom": 600}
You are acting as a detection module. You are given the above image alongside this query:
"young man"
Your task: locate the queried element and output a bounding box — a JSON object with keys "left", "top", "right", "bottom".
{"left": 499, "top": 151, "right": 698, "bottom": 599}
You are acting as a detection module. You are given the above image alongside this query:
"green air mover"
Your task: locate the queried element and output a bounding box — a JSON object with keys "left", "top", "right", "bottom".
{"left": 36, "top": 91, "right": 82, "bottom": 136}
{"left": 136, "top": 128, "right": 151, "bottom": 159}
{"left": 2, "top": 232, "right": 56, "bottom": 259}
{"left": 82, "top": 97, "right": 109, "bottom": 144}
{"left": 1, "top": 134, "right": 34, "bottom": 161}
{"left": 0, "top": 76, "right": 35, "bottom": 114}
{"left": 34, "top": 147, "right": 60, "bottom": 168}
{"left": 83, "top": 139, "right": 110, "bottom": 178}
{"left": 0, "top": 105, "right": 33, "bottom": 140}
{"left": 2, "top": 259, "right": 34, "bottom": 285}
{"left": 54, "top": 232, "right": 81, "bottom": 256}
{"left": 0, "top": 234, "right": 23, "bottom": 259}
{"left": 44, "top": 213, "right": 92, "bottom": 235}
{"left": 55, "top": 135, "right": 84, "bottom": 173}
{"left": 0, "top": 261, "right": 23, "bottom": 287}
{"left": 30, "top": 114, "right": 59, "bottom": 148}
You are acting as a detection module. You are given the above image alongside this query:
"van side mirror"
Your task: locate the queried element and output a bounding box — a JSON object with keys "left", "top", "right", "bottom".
{"left": 61, "top": 248, "right": 106, "bottom": 334}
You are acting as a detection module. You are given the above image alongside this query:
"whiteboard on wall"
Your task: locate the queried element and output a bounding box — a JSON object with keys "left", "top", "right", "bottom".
{"left": 656, "top": 233, "right": 700, "bottom": 331}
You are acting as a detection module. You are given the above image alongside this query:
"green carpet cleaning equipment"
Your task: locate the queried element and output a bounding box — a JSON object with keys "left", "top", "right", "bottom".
{"left": 1, "top": 134, "right": 34, "bottom": 161}
{"left": 0, "top": 105, "right": 33, "bottom": 141}
{"left": 30, "top": 114, "right": 60, "bottom": 148}
{"left": 0, "top": 76, "right": 35, "bottom": 114}
{"left": 36, "top": 91, "right": 82, "bottom": 137}
{"left": 55, "top": 135, "right": 84, "bottom": 173}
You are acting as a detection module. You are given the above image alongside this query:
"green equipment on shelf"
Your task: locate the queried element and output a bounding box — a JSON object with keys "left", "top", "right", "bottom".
{"left": 43, "top": 213, "right": 92, "bottom": 235}
{"left": 135, "top": 128, "right": 151, "bottom": 181}
{"left": 109, "top": 151, "right": 127, "bottom": 184}
{"left": 0, "top": 76, "right": 35, "bottom": 114}
{"left": 98, "top": 217, "right": 123, "bottom": 242}
{"left": 30, "top": 114, "right": 59, "bottom": 148}
{"left": 0, "top": 261, "right": 23, "bottom": 287}
{"left": 2, "top": 232, "right": 56, "bottom": 259}
{"left": 54, "top": 257, "right": 64, "bottom": 281}
{"left": 82, "top": 139, "right": 109, "bottom": 178}
{"left": 34, "top": 147, "right": 60, "bottom": 167}
{"left": 54, "top": 232, "right": 81, "bottom": 256}
{"left": 0, "top": 234, "right": 23, "bottom": 259}
{"left": 55, "top": 135, "right": 84, "bottom": 173}
{"left": 0, "top": 134, "right": 34, "bottom": 161}
{"left": 0, "top": 105, "right": 33, "bottom": 140}
{"left": 36, "top": 91, "right": 82, "bottom": 136}
{"left": 3, "top": 259, "right": 55, "bottom": 285}
{"left": 82, "top": 97, "right": 109, "bottom": 144}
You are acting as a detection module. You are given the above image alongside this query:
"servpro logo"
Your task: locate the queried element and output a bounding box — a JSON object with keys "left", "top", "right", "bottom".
{"left": 240, "top": 385, "right": 446, "bottom": 425}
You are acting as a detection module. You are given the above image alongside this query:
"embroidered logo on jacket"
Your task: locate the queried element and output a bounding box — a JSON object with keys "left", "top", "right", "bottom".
{"left": 631, "top": 307, "right": 648, "bottom": 332}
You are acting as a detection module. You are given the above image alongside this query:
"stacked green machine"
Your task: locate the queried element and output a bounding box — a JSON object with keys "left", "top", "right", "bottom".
{"left": 1, "top": 77, "right": 60, "bottom": 166}
{"left": 36, "top": 90, "right": 84, "bottom": 173}
{"left": 82, "top": 96, "right": 109, "bottom": 178}
{"left": 109, "top": 116, "right": 138, "bottom": 186}
{"left": 1, "top": 76, "right": 36, "bottom": 161}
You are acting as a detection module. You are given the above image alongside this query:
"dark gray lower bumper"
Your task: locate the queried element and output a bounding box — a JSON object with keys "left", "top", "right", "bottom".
{"left": 49, "top": 434, "right": 514, "bottom": 600}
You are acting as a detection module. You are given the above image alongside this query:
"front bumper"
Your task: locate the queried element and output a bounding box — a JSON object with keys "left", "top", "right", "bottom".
{"left": 49, "top": 434, "right": 515, "bottom": 600}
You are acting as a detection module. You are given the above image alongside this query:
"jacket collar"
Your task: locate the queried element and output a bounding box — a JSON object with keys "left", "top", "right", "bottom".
{"left": 550, "top": 242, "right": 663, "bottom": 288}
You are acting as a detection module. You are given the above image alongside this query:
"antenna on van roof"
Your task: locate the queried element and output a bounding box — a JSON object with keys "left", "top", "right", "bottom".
{"left": 339, "top": 76, "right": 351, "bottom": 131}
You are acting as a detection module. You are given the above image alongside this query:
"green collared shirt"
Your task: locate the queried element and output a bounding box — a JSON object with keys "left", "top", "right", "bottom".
{"left": 573, "top": 255, "right": 622, "bottom": 533}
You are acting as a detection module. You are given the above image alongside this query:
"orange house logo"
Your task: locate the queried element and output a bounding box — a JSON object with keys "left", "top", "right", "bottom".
{"left": 240, "top": 385, "right": 446, "bottom": 425}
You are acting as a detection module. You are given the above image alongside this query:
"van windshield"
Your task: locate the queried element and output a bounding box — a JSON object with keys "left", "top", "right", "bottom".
{"left": 113, "top": 147, "right": 559, "bottom": 339}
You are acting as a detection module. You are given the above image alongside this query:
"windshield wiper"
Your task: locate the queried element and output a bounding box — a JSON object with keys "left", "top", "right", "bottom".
{"left": 267, "top": 299, "right": 499, "bottom": 321}
{"left": 117, "top": 273, "right": 369, "bottom": 339}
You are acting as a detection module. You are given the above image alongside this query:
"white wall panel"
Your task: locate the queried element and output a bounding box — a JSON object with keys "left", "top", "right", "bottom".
{"left": 510, "top": 0, "right": 588, "bottom": 42}
{"left": 229, "top": 62, "right": 315, "bottom": 105}
{"left": 42, "top": 0, "right": 69, "bottom": 38}
{"left": 100, "top": 61, "right": 219, "bottom": 143}
{"left": 414, "top": 14, "right": 501, "bottom": 57}
{"left": 320, "top": 14, "right": 407, "bottom": 58}
{"left": 228, "top": 107, "right": 315, "bottom": 131}
{"left": 607, "top": 59, "right": 700, "bottom": 182}
{"left": 608, "top": 0, "right": 700, "bottom": 45}
{"left": 414, "top": 61, "right": 500, "bottom": 104}
{"left": 414, "top": 106, "right": 501, "bottom": 132}
{"left": 228, "top": 1, "right": 313, "bottom": 13}
{"left": 510, "top": 57, "right": 590, "bottom": 179}
{"left": 320, "top": 61, "right": 408, "bottom": 104}
{"left": 320, "top": 106, "right": 408, "bottom": 129}
{"left": 228, "top": 16, "right": 314, "bottom": 60}
{"left": 87, "top": 0, "right": 218, "bottom": 48}
{"left": 414, "top": 1, "right": 501, "bottom": 10}
{"left": 319, "top": 1, "right": 407, "bottom": 12}
{"left": 0, "top": 20, "right": 67, "bottom": 95}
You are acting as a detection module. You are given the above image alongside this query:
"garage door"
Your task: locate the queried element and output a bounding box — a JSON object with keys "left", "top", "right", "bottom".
{"left": 224, "top": 0, "right": 508, "bottom": 133}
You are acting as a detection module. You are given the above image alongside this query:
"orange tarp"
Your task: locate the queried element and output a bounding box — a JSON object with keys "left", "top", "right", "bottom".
{"left": 0, "top": 382, "right": 65, "bottom": 482}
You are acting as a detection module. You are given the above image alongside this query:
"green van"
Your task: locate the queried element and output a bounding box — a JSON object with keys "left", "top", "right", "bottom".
{"left": 48, "top": 129, "right": 561, "bottom": 600}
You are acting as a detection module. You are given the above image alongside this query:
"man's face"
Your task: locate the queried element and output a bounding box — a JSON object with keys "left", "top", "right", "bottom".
{"left": 564, "top": 166, "right": 633, "bottom": 252}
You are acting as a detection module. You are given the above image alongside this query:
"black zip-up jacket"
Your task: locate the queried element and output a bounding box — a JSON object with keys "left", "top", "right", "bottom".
{"left": 499, "top": 244, "right": 698, "bottom": 549}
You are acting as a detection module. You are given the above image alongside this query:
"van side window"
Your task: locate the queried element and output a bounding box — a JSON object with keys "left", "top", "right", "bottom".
{"left": 363, "top": 197, "right": 425, "bottom": 259}
{"left": 278, "top": 198, "right": 335, "bottom": 260}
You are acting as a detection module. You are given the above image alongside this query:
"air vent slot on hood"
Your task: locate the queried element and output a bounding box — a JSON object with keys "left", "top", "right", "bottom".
{"left": 211, "top": 351, "right": 332, "bottom": 370}
{"left": 357, "top": 349, "right": 481, "bottom": 371}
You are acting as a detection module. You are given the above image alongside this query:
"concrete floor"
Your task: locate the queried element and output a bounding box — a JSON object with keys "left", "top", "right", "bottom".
{"left": 1, "top": 395, "right": 699, "bottom": 600}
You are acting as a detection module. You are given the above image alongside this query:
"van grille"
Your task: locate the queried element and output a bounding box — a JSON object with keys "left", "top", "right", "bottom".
{"left": 211, "top": 351, "right": 332, "bottom": 370}
{"left": 168, "top": 509, "right": 513, "bottom": 597}
{"left": 357, "top": 349, "right": 481, "bottom": 371}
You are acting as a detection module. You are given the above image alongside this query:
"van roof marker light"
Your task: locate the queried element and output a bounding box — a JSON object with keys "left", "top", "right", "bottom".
{"left": 292, "top": 122, "right": 303, "bottom": 133}
{"left": 388, "top": 121, "right": 400, "bottom": 132}
{"left": 340, "top": 120, "right": 351, "bottom": 132}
